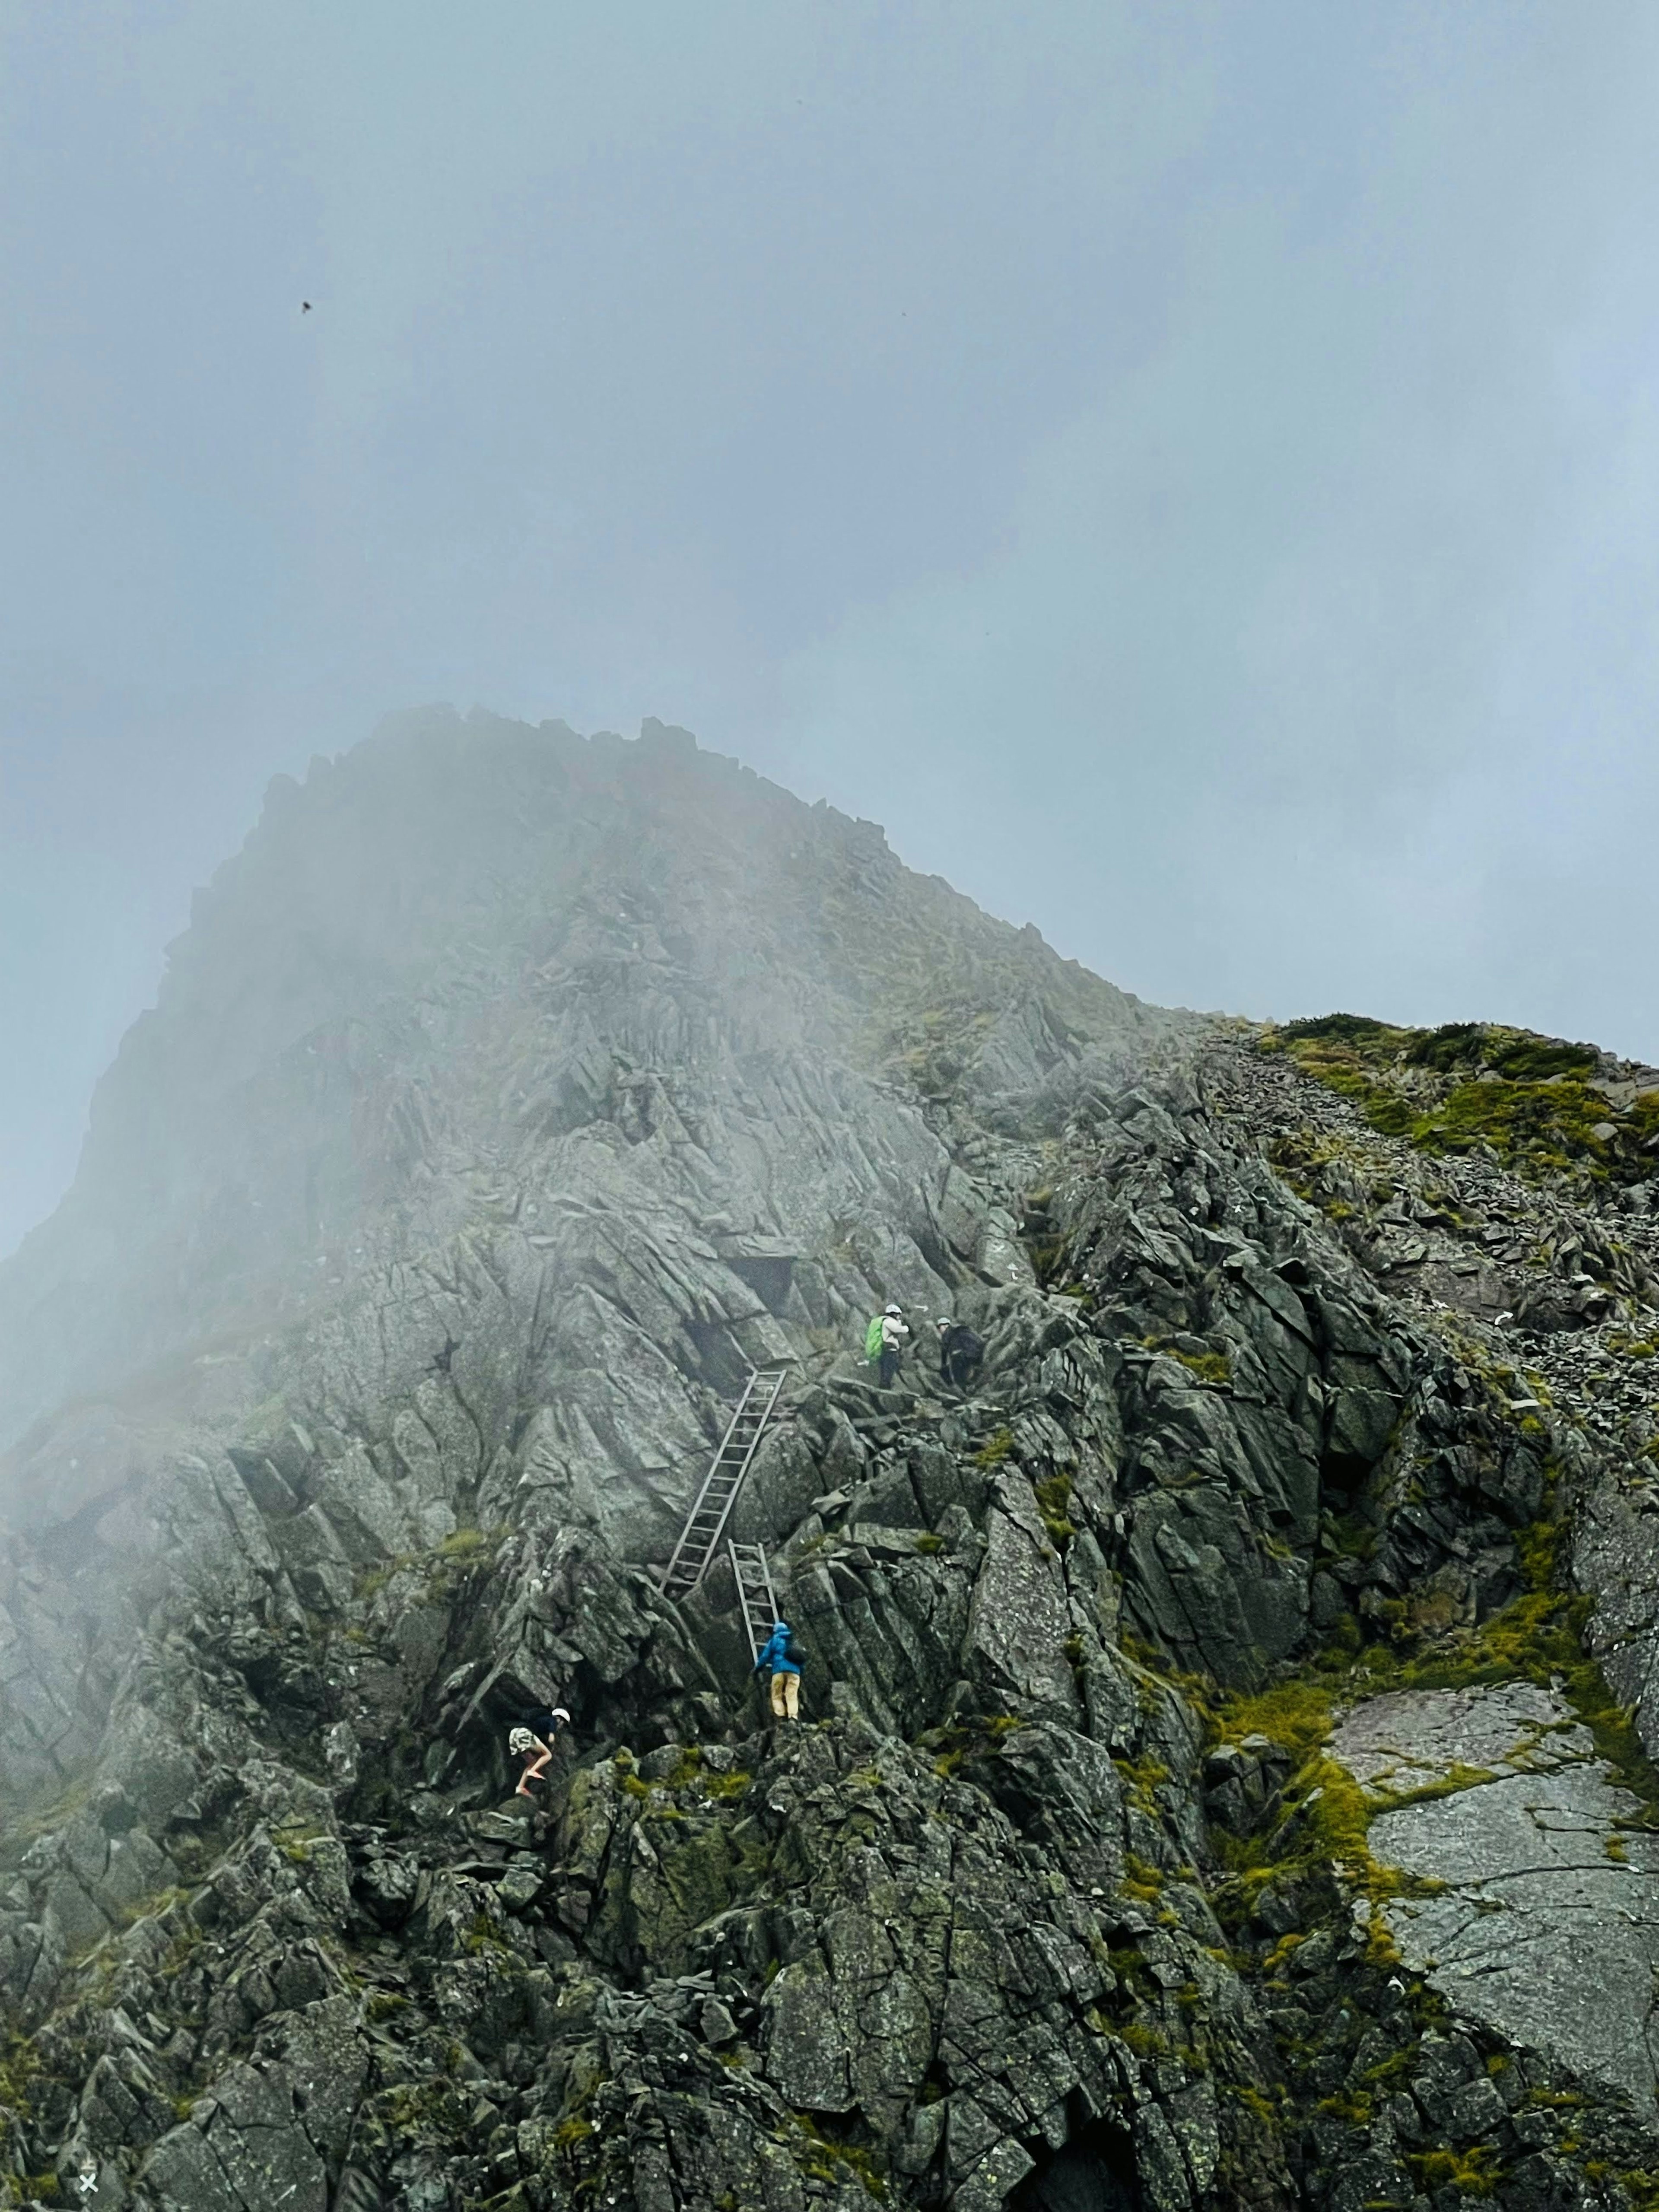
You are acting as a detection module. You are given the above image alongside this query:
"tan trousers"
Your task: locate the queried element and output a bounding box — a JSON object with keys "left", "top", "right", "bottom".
{"left": 769, "top": 1670, "right": 800, "bottom": 1719}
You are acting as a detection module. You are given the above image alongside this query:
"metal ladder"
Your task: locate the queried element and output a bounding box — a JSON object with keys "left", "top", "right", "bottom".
{"left": 660, "top": 1364, "right": 789, "bottom": 1600}
{"left": 728, "top": 1540, "right": 781, "bottom": 1660}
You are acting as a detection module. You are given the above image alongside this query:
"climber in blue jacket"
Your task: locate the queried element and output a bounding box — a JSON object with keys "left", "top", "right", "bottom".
{"left": 754, "top": 1619, "right": 804, "bottom": 1720}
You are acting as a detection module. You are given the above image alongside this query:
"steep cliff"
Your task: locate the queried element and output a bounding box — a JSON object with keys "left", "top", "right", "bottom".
{"left": 2, "top": 713, "right": 1659, "bottom": 2212}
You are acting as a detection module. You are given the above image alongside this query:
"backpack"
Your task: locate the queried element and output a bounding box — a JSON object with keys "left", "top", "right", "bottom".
{"left": 864, "top": 1316, "right": 885, "bottom": 1363}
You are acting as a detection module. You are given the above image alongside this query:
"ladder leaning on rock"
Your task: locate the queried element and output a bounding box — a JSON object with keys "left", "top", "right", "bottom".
{"left": 658, "top": 1363, "right": 789, "bottom": 1601}
{"left": 728, "top": 1540, "right": 781, "bottom": 1660}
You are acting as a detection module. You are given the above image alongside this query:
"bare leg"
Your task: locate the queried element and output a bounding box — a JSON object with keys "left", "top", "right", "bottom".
{"left": 517, "top": 1747, "right": 552, "bottom": 1796}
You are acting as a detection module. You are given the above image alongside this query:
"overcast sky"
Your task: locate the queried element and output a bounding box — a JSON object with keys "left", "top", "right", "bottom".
{"left": 4, "top": 3, "right": 1659, "bottom": 1255}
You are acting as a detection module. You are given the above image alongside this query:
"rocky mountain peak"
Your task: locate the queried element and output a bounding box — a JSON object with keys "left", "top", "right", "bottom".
{"left": 2, "top": 716, "right": 1659, "bottom": 2212}
{"left": 0, "top": 707, "right": 1163, "bottom": 1495}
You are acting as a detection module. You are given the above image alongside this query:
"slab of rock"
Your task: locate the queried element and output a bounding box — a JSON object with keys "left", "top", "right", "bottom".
{"left": 1331, "top": 1685, "right": 1659, "bottom": 2108}
{"left": 1332, "top": 1681, "right": 1589, "bottom": 1787}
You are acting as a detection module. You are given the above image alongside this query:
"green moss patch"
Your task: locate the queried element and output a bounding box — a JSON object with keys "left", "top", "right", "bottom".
{"left": 922, "top": 1710, "right": 1028, "bottom": 1779}
{"left": 1033, "top": 1472, "right": 1077, "bottom": 1545}
{"left": 1408, "top": 2144, "right": 1503, "bottom": 2198}
{"left": 1142, "top": 1335, "right": 1232, "bottom": 1387}
{"left": 1260, "top": 1015, "right": 1655, "bottom": 1188}
{"left": 787, "top": 2113, "right": 890, "bottom": 2199}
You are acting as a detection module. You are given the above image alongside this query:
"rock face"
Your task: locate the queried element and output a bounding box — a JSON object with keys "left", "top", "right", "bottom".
{"left": 3, "top": 713, "right": 1659, "bottom": 2211}
{"left": 0, "top": 708, "right": 1160, "bottom": 1495}
{"left": 1331, "top": 1686, "right": 1659, "bottom": 2108}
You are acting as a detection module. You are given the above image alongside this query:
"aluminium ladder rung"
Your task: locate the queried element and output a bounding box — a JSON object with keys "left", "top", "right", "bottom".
{"left": 659, "top": 1363, "right": 790, "bottom": 1596}
{"left": 728, "top": 1539, "right": 781, "bottom": 1660}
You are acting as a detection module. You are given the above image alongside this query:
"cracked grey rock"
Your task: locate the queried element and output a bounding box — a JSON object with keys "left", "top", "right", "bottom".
{"left": 1333, "top": 1687, "right": 1659, "bottom": 2108}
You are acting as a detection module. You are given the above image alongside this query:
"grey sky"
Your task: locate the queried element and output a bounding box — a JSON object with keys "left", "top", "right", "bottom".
{"left": 4, "top": 2, "right": 1659, "bottom": 1257}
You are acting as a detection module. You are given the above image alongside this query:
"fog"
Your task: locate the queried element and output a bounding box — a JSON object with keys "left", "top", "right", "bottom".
{"left": 4, "top": 1, "right": 1659, "bottom": 1255}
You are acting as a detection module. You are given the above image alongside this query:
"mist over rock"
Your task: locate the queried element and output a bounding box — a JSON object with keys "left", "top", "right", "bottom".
{"left": 0, "top": 708, "right": 1163, "bottom": 1516}
{"left": 3, "top": 712, "right": 1659, "bottom": 2212}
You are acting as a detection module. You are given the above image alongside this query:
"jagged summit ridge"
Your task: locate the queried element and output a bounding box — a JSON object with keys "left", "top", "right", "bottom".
{"left": 0, "top": 706, "right": 1170, "bottom": 1492}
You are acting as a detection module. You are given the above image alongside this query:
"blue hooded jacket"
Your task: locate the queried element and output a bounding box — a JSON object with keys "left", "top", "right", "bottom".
{"left": 755, "top": 1621, "right": 803, "bottom": 1676}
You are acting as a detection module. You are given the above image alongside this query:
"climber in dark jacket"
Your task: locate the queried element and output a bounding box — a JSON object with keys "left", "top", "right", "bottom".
{"left": 754, "top": 1620, "right": 804, "bottom": 1720}
{"left": 935, "top": 1316, "right": 984, "bottom": 1390}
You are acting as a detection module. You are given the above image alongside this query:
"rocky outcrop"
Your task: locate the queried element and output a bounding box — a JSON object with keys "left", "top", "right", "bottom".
{"left": 0, "top": 712, "right": 1170, "bottom": 1792}
{"left": 0, "top": 712, "right": 1160, "bottom": 1480}
{"left": 1330, "top": 1685, "right": 1659, "bottom": 2108}
{"left": 3, "top": 717, "right": 1659, "bottom": 2210}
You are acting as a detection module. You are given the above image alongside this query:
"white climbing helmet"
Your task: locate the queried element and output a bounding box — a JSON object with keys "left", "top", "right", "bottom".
{"left": 884, "top": 1303, "right": 902, "bottom": 1316}
{"left": 550, "top": 1707, "right": 571, "bottom": 1725}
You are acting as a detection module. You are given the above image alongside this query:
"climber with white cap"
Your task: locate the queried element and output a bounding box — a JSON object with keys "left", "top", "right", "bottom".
{"left": 874, "top": 1303, "right": 909, "bottom": 1388}
{"left": 935, "top": 1315, "right": 985, "bottom": 1391}
{"left": 509, "top": 1706, "right": 571, "bottom": 1796}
